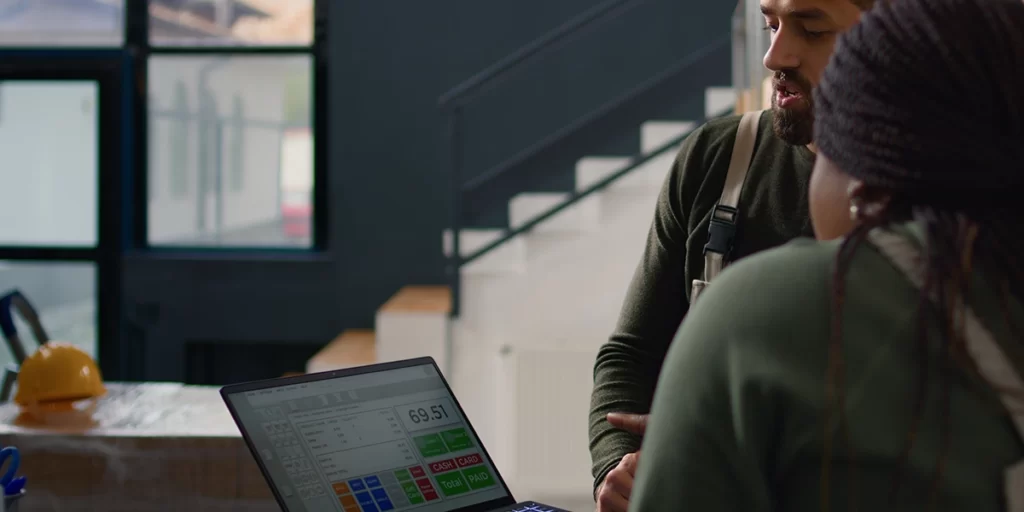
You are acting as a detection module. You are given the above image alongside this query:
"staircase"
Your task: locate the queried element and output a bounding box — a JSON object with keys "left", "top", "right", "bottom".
{"left": 303, "top": 2, "right": 740, "bottom": 506}
{"left": 356, "top": 87, "right": 737, "bottom": 507}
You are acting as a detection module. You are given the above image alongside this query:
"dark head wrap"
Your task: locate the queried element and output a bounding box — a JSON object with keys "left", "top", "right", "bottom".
{"left": 813, "top": 0, "right": 1024, "bottom": 207}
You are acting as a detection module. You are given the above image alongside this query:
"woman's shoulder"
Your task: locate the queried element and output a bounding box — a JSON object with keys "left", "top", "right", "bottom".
{"left": 697, "top": 237, "right": 841, "bottom": 318}
{"left": 686, "top": 233, "right": 913, "bottom": 344}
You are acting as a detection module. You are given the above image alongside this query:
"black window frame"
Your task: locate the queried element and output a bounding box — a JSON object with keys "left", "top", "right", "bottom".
{"left": 0, "top": 1, "right": 329, "bottom": 382}
{"left": 0, "top": 52, "right": 125, "bottom": 379}
{"left": 127, "top": 0, "right": 329, "bottom": 252}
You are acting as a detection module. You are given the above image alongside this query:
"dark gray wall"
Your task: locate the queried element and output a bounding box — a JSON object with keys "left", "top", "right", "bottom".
{"left": 330, "top": 0, "right": 734, "bottom": 316}
{"left": 124, "top": 0, "right": 735, "bottom": 384}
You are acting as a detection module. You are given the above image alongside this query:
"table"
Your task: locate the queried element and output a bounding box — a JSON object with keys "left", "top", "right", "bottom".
{"left": 0, "top": 383, "right": 278, "bottom": 512}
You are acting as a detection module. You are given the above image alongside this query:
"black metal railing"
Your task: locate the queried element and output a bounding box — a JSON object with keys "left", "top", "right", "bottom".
{"left": 440, "top": 0, "right": 731, "bottom": 316}
{"left": 438, "top": 0, "right": 642, "bottom": 110}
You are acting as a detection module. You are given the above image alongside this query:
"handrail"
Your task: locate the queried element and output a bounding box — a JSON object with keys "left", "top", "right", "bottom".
{"left": 460, "top": 110, "right": 729, "bottom": 266}
{"left": 443, "top": 2, "right": 730, "bottom": 317}
{"left": 461, "top": 34, "right": 731, "bottom": 194}
{"left": 437, "top": 0, "right": 642, "bottom": 110}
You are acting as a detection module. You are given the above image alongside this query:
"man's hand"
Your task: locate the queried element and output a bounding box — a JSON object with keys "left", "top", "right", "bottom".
{"left": 605, "top": 413, "right": 648, "bottom": 436}
{"left": 596, "top": 413, "right": 649, "bottom": 512}
{"left": 596, "top": 452, "right": 640, "bottom": 512}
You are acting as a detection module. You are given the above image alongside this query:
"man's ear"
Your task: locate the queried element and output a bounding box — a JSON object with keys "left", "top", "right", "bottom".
{"left": 847, "top": 179, "right": 892, "bottom": 222}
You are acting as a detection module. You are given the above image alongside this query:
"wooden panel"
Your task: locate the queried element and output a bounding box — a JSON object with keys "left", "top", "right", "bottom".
{"left": 306, "top": 329, "right": 376, "bottom": 373}
{"left": 378, "top": 286, "right": 452, "bottom": 314}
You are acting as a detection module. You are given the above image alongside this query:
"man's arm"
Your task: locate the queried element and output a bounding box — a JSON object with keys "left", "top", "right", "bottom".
{"left": 588, "top": 127, "right": 712, "bottom": 492}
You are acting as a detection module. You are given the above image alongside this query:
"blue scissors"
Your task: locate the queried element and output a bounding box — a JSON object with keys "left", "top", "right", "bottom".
{"left": 0, "top": 446, "right": 20, "bottom": 488}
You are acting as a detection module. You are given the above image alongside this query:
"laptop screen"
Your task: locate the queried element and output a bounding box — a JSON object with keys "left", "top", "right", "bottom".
{"left": 224, "top": 362, "right": 512, "bottom": 512}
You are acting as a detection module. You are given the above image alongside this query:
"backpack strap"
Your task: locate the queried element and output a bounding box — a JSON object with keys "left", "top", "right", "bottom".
{"left": 701, "top": 110, "right": 762, "bottom": 284}
{"left": 868, "top": 228, "right": 1024, "bottom": 511}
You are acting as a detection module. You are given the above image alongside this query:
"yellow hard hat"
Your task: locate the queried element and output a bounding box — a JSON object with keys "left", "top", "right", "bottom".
{"left": 14, "top": 342, "right": 106, "bottom": 406}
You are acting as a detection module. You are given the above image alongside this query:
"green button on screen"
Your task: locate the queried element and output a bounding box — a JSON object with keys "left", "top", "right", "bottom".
{"left": 440, "top": 428, "right": 474, "bottom": 452}
{"left": 414, "top": 433, "right": 450, "bottom": 458}
{"left": 461, "top": 465, "right": 496, "bottom": 490}
{"left": 434, "top": 472, "right": 470, "bottom": 497}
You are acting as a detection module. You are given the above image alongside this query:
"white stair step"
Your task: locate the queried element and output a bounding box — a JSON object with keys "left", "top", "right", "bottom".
{"left": 508, "top": 191, "right": 600, "bottom": 234}
{"left": 705, "top": 86, "right": 737, "bottom": 118}
{"left": 458, "top": 224, "right": 645, "bottom": 340}
{"left": 574, "top": 156, "right": 631, "bottom": 192}
{"left": 640, "top": 120, "right": 697, "bottom": 154}
{"left": 607, "top": 147, "right": 677, "bottom": 192}
{"left": 443, "top": 228, "right": 526, "bottom": 275}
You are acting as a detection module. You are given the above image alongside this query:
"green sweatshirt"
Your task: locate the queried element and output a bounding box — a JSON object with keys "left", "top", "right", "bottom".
{"left": 631, "top": 225, "right": 1024, "bottom": 510}
{"left": 589, "top": 110, "right": 815, "bottom": 489}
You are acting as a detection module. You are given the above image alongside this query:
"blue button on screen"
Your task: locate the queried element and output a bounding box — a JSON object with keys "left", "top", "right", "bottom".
{"left": 356, "top": 491, "right": 374, "bottom": 506}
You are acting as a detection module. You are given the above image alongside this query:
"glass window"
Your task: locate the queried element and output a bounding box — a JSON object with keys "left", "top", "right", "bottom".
{"left": 0, "top": 0, "right": 123, "bottom": 46}
{"left": 169, "top": 80, "right": 192, "bottom": 199}
{"left": 147, "top": 55, "right": 313, "bottom": 248}
{"left": 0, "top": 261, "right": 96, "bottom": 368}
{"left": 229, "top": 93, "right": 245, "bottom": 192}
{"left": 149, "top": 0, "right": 313, "bottom": 47}
{"left": 0, "top": 81, "right": 98, "bottom": 247}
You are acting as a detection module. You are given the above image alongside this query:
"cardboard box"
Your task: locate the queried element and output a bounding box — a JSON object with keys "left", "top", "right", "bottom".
{"left": 0, "top": 383, "right": 277, "bottom": 511}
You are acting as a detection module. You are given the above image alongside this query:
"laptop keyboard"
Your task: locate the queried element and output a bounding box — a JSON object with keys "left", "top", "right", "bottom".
{"left": 504, "top": 502, "right": 569, "bottom": 512}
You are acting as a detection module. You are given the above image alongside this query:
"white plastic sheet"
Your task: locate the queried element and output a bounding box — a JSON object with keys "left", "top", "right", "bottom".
{"left": 0, "top": 383, "right": 278, "bottom": 512}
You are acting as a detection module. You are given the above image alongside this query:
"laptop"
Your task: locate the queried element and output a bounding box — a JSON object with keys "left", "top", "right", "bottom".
{"left": 221, "top": 357, "right": 570, "bottom": 512}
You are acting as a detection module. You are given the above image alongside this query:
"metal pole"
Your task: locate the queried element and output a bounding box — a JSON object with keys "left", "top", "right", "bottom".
{"left": 446, "top": 107, "right": 465, "bottom": 378}
{"left": 731, "top": 1, "right": 749, "bottom": 94}
{"left": 746, "top": 0, "right": 770, "bottom": 109}
{"left": 448, "top": 107, "right": 464, "bottom": 319}
{"left": 215, "top": 120, "right": 224, "bottom": 243}
{"left": 215, "top": 0, "right": 235, "bottom": 31}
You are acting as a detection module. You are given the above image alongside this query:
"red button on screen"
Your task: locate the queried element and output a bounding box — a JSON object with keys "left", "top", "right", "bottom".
{"left": 455, "top": 453, "right": 483, "bottom": 468}
{"left": 423, "top": 490, "right": 440, "bottom": 501}
{"left": 409, "top": 466, "right": 426, "bottom": 478}
{"left": 430, "top": 459, "right": 458, "bottom": 474}
{"left": 416, "top": 478, "right": 435, "bottom": 493}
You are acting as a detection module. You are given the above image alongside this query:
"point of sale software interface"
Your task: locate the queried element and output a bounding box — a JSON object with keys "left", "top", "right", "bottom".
{"left": 227, "top": 364, "right": 509, "bottom": 512}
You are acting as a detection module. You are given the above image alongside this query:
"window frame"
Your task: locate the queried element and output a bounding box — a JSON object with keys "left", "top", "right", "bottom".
{"left": 128, "top": 0, "right": 328, "bottom": 252}
{"left": 0, "top": 1, "right": 329, "bottom": 382}
{"left": 0, "top": 52, "right": 126, "bottom": 379}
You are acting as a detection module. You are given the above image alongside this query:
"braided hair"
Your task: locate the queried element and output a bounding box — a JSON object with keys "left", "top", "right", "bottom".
{"left": 811, "top": 0, "right": 1024, "bottom": 509}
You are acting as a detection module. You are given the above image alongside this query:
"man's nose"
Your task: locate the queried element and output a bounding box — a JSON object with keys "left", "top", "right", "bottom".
{"left": 763, "top": 33, "right": 801, "bottom": 71}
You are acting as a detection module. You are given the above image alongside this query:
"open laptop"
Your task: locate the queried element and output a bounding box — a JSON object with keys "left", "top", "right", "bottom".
{"left": 221, "top": 357, "right": 570, "bottom": 512}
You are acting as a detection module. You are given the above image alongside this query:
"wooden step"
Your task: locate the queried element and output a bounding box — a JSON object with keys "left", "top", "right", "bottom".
{"left": 305, "top": 328, "right": 376, "bottom": 374}
{"left": 376, "top": 285, "right": 452, "bottom": 373}
{"left": 378, "top": 285, "right": 451, "bottom": 314}
{"left": 305, "top": 287, "right": 451, "bottom": 375}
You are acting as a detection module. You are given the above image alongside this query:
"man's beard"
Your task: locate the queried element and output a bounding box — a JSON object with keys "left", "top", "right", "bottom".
{"left": 771, "top": 70, "right": 815, "bottom": 146}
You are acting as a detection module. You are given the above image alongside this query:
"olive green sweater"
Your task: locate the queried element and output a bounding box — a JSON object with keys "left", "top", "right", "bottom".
{"left": 631, "top": 226, "right": 1024, "bottom": 510}
{"left": 589, "top": 110, "right": 816, "bottom": 490}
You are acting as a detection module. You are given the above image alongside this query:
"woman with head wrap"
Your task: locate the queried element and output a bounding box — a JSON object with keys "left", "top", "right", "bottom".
{"left": 628, "top": 0, "right": 1024, "bottom": 510}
